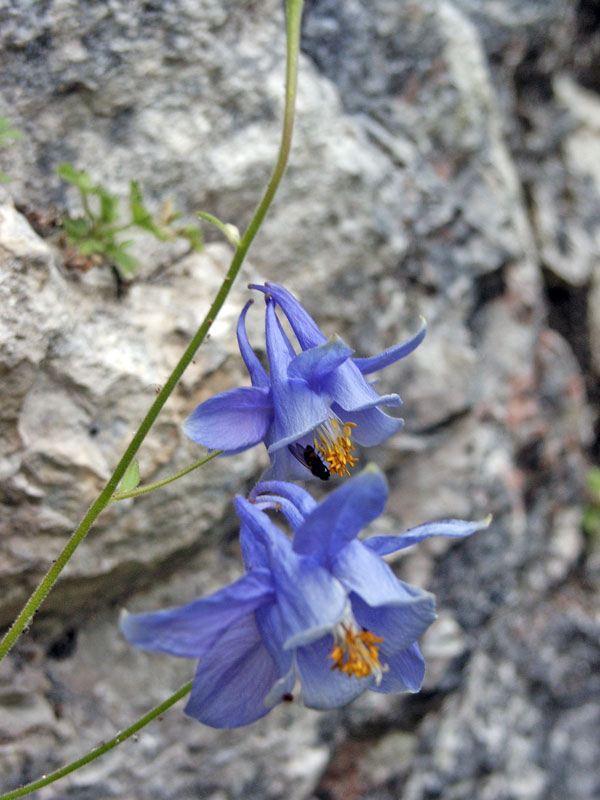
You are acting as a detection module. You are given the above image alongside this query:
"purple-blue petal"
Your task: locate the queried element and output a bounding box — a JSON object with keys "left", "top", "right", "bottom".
{"left": 235, "top": 498, "right": 349, "bottom": 646}
{"left": 322, "top": 359, "right": 401, "bottom": 413}
{"left": 261, "top": 445, "right": 318, "bottom": 481}
{"left": 119, "top": 569, "right": 274, "bottom": 658}
{"left": 293, "top": 466, "right": 388, "bottom": 564}
{"left": 253, "top": 495, "right": 307, "bottom": 531}
{"left": 333, "top": 540, "right": 437, "bottom": 651}
{"left": 235, "top": 495, "right": 346, "bottom": 645}
{"left": 275, "top": 557, "right": 348, "bottom": 649}
{"left": 250, "top": 481, "right": 317, "bottom": 518}
{"left": 333, "top": 538, "right": 434, "bottom": 606}
{"left": 287, "top": 336, "right": 354, "bottom": 388}
{"left": 237, "top": 300, "right": 270, "bottom": 389}
{"left": 184, "top": 613, "right": 282, "bottom": 728}
{"left": 296, "top": 635, "right": 373, "bottom": 709}
{"left": 265, "top": 299, "right": 295, "bottom": 384}
{"left": 351, "top": 589, "right": 436, "bottom": 654}
{"left": 251, "top": 282, "right": 326, "bottom": 349}
{"left": 266, "top": 385, "right": 330, "bottom": 451}
{"left": 353, "top": 318, "right": 427, "bottom": 375}
{"left": 235, "top": 495, "right": 294, "bottom": 562}
{"left": 364, "top": 516, "right": 492, "bottom": 557}
{"left": 264, "top": 301, "right": 331, "bottom": 449}
{"left": 182, "top": 386, "right": 273, "bottom": 453}
{"left": 373, "top": 642, "right": 425, "bottom": 694}
{"left": 239, "top": 520, "right": 269, "bottom": 571}
{"left": 333, "top": 403, "right": 404, "bottom": 447}
{"left": 255, "top": 600, "right": 294, "bottom": 680}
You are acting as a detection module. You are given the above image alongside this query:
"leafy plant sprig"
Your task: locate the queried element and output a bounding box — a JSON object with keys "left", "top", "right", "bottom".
{"left": 57, "top": 163, "right": 203, "bottom": 276}
{"left": 0, "top": 0, "right": 303, "bottom": 667}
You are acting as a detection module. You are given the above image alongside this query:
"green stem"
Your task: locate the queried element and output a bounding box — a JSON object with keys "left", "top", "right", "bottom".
{"left": 0, "top": 682, "right": 193, "bottom": 800}
{"left": 80, "top": 190, "right": 95, "bottom": 223}
{"left": 105, "top": 222, "right": 134, "bottom": 235}
{"left": 0, "top": 0, "right": 304, "bottom": 663}
{"left": 241, "top": 0, "right": 302, "bottom": 245}
{"left": 111, "top": 450, "right": 221, "bottom": 502}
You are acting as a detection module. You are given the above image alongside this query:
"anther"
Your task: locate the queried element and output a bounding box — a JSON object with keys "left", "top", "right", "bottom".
{"left": 313, "top": 418, "right": 358, "bottom": 478}
{"left": 328, "top": 622, "right": 385, "bottom": 683}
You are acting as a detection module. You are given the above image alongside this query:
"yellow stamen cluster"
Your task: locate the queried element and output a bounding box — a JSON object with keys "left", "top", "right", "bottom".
{"left": 314, "top": 418, "right": 358, "bottom": 477}
{"left": 329, "top": 624, "right": 384, "bottom": 681}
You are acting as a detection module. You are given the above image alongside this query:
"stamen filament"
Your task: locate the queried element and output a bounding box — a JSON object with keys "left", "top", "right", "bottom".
{"left": 313, "top": 418, "right": 358, "bottom": 477}
{"left": 329, "top": 621, "right": 385, "bottom": 683}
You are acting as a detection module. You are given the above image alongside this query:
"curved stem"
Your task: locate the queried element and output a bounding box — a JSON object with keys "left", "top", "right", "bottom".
{"left": 0, "top": 0, "right": 304, "bottom": 663}
{"left": 237, "top": 0, "right": 303, "bottom": 247}
{"left": 0, "top": 682, "right": 193, "bottom": 800}
{"left": 111, "top": 450, "right": 222, "bottom": 502}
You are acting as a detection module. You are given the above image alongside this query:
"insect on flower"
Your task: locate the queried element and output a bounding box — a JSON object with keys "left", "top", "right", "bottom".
{"left": 183, "top": 283, "right": 426, "bottom": 481}
{"left": 288, "top": 443, "right": 331, "bottom": 481}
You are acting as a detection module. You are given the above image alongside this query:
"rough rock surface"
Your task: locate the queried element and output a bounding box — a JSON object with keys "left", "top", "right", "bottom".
{"left": 0, "top": 1, "right": 598, "bottom": 799}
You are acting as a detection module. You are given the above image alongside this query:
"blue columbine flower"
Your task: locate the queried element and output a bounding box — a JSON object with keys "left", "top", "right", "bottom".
{"left": 183, "top": 283, "right": 426, "bottom": 480}
{"left": 120, "top": 468, "right": 489, "bottom": 728}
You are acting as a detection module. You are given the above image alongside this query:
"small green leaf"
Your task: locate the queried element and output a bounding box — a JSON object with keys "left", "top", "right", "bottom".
{"left": 0, "top": 115, "right": 23, "bottom": 143}
{"left": 97, "top": 187, "right": 120, "bottom": 224}
{"left": 77, "top": 238, "right": 106, "bottom": 255}
{"left": 135, "top": 216, "right": 169, "bottom": 240}
{"left": 108, "top": 241, "right": 139, "bottom": 274}
{"left": 129, "top": 180, "right": 169, "bottom": 241}
{"left": 119, "top": 460, "right": 141, "bottom": 493}
{"left": 115, "top": 251, "right": 140, "bottom": 274}
{"left": 197, "top": 211, "right": 240, "bottom": 246}
{"left": 0, "top": 116, "right": 22, "bottom": 181}
{"left": 62, "top": 215, "right": 92, "bottom": 241}
{"left": 176, "top": 224, "right": 203, "bottom": 251}
{"left": 582, "top": 506, "right": 600, "bottom": 541}
{"left": 586, "top": 467, "right": 600, "bottom": 496}
{"left": 128, "top": 180, "right": 146, "bottom": 222}
{"left": 57, "top": 163, "right": 94, "bottom": 192}
{"left": 223, "top": 223, "right": 241, "bottom": 246}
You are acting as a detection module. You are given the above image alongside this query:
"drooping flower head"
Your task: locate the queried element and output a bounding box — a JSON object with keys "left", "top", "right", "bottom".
{"left": 120, "top": 468, "right": 489, "bottom": 728}
{"left": 183, "top": 283, "right": 426, "bottom": 481}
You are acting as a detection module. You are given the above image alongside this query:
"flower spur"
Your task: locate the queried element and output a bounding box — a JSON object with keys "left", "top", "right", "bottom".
{"left": 183, "top": 283, "right": 426, "bottom": 480}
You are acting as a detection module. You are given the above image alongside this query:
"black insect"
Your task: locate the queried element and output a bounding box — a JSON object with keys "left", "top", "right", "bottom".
{"left": 288, "top": 443, "right": 330, "bottom": 481}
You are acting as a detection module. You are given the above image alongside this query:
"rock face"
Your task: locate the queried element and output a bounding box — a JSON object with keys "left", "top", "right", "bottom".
{"left": 0, "top": 1, "right": 598, "bottom": 799}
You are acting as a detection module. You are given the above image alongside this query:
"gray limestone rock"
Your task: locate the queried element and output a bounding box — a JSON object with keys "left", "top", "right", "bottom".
{"left": 0, "top": 1, "right": 598, "bottom": 799}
